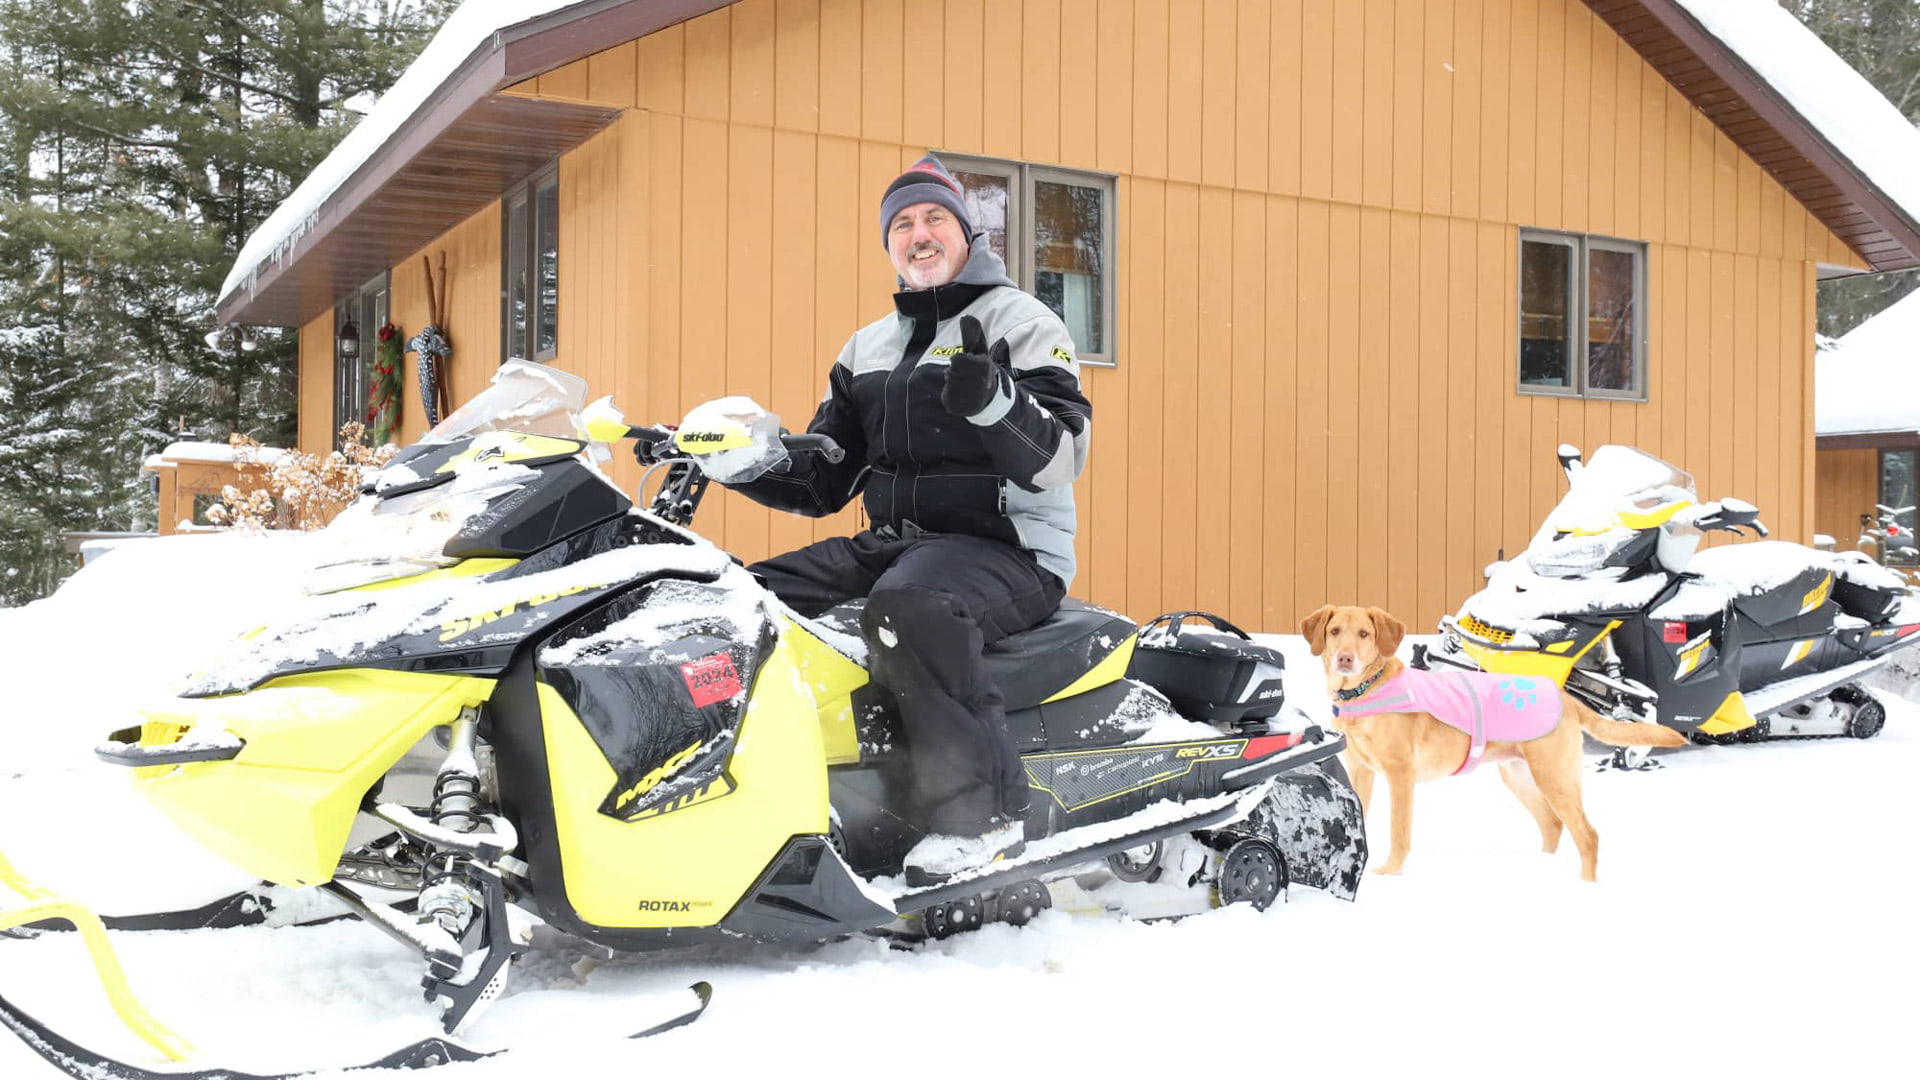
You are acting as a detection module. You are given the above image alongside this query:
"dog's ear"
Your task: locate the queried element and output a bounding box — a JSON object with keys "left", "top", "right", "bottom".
{"left": 1366, "top": 607, "right": 1406, "bottom": 658}
{"left": 1300, "top": 605, "right": 1336, "bottom": 656}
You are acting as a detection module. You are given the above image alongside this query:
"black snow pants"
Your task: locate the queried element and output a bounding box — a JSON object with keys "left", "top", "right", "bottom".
{"left": 749, "top": 529, "right": 1064, "bottom": 834}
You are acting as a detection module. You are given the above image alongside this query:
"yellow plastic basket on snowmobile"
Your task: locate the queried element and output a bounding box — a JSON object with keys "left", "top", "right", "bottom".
{"left": 0, "top": 849, "right": 193, "bottom": 1062}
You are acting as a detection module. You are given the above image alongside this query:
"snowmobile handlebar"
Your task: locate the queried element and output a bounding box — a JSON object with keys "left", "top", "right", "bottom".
{"left": 627, "top": 426, "right": 844, "bottom": 466}
{"left": 1689, "top": 498, "right": 1769, "bottom": 538}
{"left": 780, "top": 432, "right": 847, "bottom": 464}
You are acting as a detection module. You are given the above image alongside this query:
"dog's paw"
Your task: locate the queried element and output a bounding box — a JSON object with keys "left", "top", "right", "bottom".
{"left": 1371, "top": 864, "right": 1404, "bottom": 876}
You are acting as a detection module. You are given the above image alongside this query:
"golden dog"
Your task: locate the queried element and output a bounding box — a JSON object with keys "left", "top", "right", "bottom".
{"left": 1301, "top": 604, "right": 1686, "bottom": 882}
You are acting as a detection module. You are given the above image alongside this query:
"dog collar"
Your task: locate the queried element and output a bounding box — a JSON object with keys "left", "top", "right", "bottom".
{"left": 1334, "top": 665, "right": 1389, "bottom": 702}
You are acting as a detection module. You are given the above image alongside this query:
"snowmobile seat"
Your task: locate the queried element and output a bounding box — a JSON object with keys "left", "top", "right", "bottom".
{"left": 1688, "top": 542, "right": 1838, "bottom": 629}
{"left": 812, "top": 598, "right": 1139, "bottom": 711}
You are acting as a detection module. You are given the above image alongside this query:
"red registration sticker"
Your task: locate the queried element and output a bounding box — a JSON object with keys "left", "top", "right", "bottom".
{"left": 1663, "top": 621, "right": 1689, "bottom": 644}
{"left": 680, "top": 653, "right": 741, "bottom": 708}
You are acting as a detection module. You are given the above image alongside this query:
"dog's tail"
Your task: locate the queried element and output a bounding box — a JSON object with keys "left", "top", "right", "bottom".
{"left": 1574, "top": 703, "right": 1690, "bottom": 747}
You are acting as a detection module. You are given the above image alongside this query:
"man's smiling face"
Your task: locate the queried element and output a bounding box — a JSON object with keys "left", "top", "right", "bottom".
{"left": 887, "top": 202, "right": 970, "bottom": 289}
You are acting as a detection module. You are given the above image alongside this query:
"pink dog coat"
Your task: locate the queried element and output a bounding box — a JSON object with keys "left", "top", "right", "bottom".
{"left": 1334, "top": 668, "right": 1562, "bottom": 775}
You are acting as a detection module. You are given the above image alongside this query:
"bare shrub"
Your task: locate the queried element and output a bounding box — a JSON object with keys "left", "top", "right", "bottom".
{"left": 206, "top": 423, "right": 396, "bottom": 532}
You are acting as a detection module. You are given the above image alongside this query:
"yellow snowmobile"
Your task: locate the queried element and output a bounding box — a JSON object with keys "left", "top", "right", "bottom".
{"left": 4, "top": 361, "right": 1364, "bottom": 1075}
{"left": 1434, "top": 444, "right": 1918, "bottom": 768}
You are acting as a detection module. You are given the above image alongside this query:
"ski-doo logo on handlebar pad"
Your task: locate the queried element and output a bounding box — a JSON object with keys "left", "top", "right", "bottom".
{"left": 680, "top": 431, "right": 728, "bottom": 443}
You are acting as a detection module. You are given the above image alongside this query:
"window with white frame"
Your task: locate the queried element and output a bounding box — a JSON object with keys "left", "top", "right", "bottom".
{"left": 502, "top": 165, "right": 560, "bottom": 363}
{"left": 1518, "top": 229, "right": 1647, "bottom": 399}
{"left": 942, "top": 154, "right": 1116, "bottom": 366}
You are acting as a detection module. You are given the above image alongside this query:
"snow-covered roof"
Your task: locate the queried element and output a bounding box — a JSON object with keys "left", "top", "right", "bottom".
{"left": 1673, "top": 1, "right": 1920, "bottom": 254}
{"left": 219, "top": 0, "right": 590, "bottom": 306}
{"left": 1815, "top": 289, "right": 1920, "bottom": 438}
{"left": 222, "top": 0, "right": 1920, "bottom": 327}
{"left": 142, "top": 442, "right": 292, "bottom": 469}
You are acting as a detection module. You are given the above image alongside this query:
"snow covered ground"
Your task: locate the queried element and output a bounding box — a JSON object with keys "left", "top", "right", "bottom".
{"left": 2, "top": 537, "right": 1916, "bottom": 1079}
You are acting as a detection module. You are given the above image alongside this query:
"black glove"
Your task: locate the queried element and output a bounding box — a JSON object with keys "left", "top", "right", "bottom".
{"left": 941, "top": 314, "right": 1007, "bottom": 418}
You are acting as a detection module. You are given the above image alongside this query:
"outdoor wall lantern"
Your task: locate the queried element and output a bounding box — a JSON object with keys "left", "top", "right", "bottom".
{"left": 337, "top": 317, "right": 360, "bottom": 362}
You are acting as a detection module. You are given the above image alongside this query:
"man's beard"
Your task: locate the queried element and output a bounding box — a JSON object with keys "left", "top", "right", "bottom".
{"left": 901, "top": 243, "right": 957, "bottom": 289}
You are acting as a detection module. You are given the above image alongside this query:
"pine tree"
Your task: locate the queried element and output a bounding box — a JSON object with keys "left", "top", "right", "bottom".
{"left": 0, "top": 0, "right": 457, "bottom": 604}
{"left": 1780, "top": 0, "right": 1920, "bottom": 335}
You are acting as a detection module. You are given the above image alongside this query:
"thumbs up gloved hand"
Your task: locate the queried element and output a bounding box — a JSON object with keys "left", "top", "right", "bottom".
{"left": 941, "top": 314, "right": 1008, "bottom": 419}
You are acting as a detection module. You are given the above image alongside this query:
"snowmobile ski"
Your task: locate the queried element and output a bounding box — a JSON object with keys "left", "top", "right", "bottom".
{"left": 0, "top": 981, "right": 712, "bottom": 1080}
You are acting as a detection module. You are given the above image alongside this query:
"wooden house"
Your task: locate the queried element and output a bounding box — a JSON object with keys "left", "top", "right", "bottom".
{"left": 214, "top": 0, "right": 1920, "bottom": 632}
{"left": 1815, "top": 288, "right": 1920, "bottom": 569}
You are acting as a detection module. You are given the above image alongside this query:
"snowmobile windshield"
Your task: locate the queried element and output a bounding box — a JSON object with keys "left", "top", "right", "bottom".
{"left": 1527, "top": 446, "right": 1698, "bottom": 579}
{"left": 1542, "top": 445, "right": 1697, "bottom": 537}
{"left": 419, "top": 360, "right": 590, "bottom": 445}
{"left": 302, "top": 462, "right": 541, "bottom": 594}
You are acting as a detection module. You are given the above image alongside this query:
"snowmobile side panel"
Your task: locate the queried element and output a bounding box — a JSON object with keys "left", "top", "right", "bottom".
{"left": 537, "top": 575, "right": 778, "bottom": 823}
{"left": 717, "top": 835, "right": 897, "bottom": 940}
{"left": 127, "top": 671, "right": 494, "bottom": 887}
{"left": 1696, "top": 690, "right": 1757, "bottom": 736}
{"left": 535, "top": 632, "right": 830, "bottom": 931}
{"left": 1613, "top": 605, "right": 1753, "bottom": 735}
{"left": 777, "top": 615, "right": 869, "bottom": 765}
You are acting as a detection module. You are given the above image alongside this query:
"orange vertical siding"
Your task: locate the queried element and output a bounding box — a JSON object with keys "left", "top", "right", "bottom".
{"left": 296, "top": 0, "right": 1874, "bottom": 633}
{"left": 1816, "top": 448, "right": 1880, "bottom": 555}
{"left": 297, "top": 313, "right": 332, "bottom": 455}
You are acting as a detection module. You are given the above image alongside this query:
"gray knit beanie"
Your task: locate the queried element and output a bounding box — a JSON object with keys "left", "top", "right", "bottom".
{"left": 879, "top": 154, "right": 975, "bottom": 250}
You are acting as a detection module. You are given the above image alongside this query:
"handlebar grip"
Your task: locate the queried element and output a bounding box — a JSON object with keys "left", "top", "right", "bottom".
{"left": 782, "top": 433, "right": 845, "bottom": 464}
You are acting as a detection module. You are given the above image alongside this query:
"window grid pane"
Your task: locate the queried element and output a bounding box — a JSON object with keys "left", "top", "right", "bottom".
{"left": 1032, "top": 180, "right": 1105, "bottom": 354}
{"left": 1586, "top": 247, "right": 1637, "bottom": 393}
{"left": 1520, "top": 238, "right": 1574, "bottom": 388}
{"left": 953, "top": 170, "right": 1012, "bottom": 269}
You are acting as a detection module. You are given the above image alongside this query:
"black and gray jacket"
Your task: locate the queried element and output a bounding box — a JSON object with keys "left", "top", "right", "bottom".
{"left": 732, "top": 248, "right": 1092, "bottom": 587}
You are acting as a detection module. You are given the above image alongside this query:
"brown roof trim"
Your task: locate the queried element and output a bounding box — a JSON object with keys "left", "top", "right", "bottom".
{"left": 219, "top": 0, "right": 737, "bottom": 328}
{"left": 1587, "top": 0, "right": 1920, "bottom": 272}
{"left": 1817, "top": 431, "right": 1920, "bottom": 451}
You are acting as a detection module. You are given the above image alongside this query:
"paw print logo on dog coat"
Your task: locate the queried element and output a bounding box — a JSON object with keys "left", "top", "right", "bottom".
{"left": 1497, "top": 677, "right": 1539, "bottom": 711}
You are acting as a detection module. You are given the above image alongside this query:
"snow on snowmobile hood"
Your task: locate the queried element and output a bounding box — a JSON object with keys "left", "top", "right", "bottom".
{"left": 184, "top": 536, "right": 733, "bottom": 696}
{"left": 1526, "top": 445, "right": 1700, "bottom": 579}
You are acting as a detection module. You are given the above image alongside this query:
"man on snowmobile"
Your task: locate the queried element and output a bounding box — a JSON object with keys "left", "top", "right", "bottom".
{"left": 672, "top": 154, "right": 1091, "bottom": 883}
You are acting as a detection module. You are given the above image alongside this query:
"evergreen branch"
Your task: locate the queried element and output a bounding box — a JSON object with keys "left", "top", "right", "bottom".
{"left": 153, "top": 47, "right": 315, "bottom": 113}
{"left": 173, "top": 1, "right": 309, "bottom": 70}
{"left": 63, "top": 118, "right": 179, "bottom": 152}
